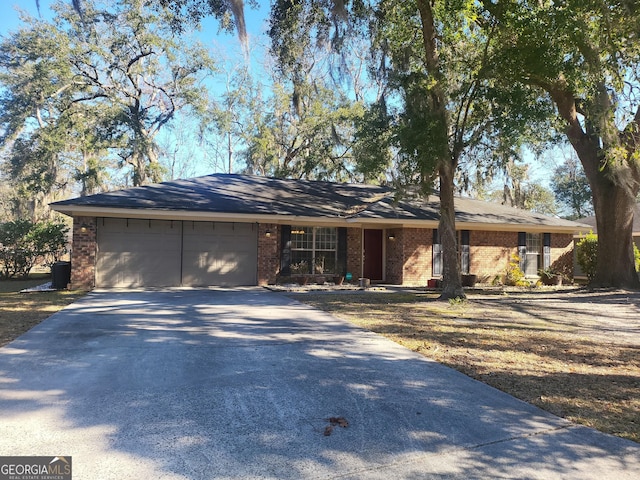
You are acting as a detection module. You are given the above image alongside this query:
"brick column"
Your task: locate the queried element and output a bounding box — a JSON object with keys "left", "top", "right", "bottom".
{"left": 401, "top": 228, "right": 431, "bottom": 286}
{"left": 257, "top": 223, "right": 279, "bottom": 285}
{"left": 71, "top": 216, "right": 96, "bottom": 290}
{"left": 386, "top": 228, "right": 404, "bottom": 284}
{"left": 346, "top": 227, "right": 362, "bottom": 282}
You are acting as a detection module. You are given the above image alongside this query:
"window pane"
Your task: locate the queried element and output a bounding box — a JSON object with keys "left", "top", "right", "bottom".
{"left": 315, "top": 227, "right": 337, "bottom": 250}
{"left": 290, "top": 251, "right": 312, "bottom": 274}
{"left": 460, "top": 245, "right": 470, "bottom": 274}
{"left": 291, "top": 226, "right": 312, "bottom": 249}
{"left": 526, "top": 233, "right": 541, "bottom": 251}
{"left": 314, "top": 251, "right": 337, "bottom": 274}
{"left": 433, "top": 243, "right": 442, "bottom": 276}
{"left": 525, "top": 233, "right": 541, "bottom": 276}
{"left": 290, "top": 226, "right": 338, "bottom": 274}
{"left": 525, "top": 253, "right": 539, "bottom": 276}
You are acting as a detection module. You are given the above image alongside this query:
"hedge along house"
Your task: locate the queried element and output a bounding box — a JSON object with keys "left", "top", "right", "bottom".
{"left": 50, "top": 174, "right": 588, "bottom": 289}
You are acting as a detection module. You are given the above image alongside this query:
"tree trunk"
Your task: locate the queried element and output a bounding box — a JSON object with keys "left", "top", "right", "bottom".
{"left": 590, "top": 174, "right": 640, "bottom": 288}
{"left": 130, "top": 153, "right": 146, "bottom": 187}
{"left": 549, "top": 84, "right": 640, "bottom": 289}
{"left": 416, "top": 0, "right": 464, "bottom": 299}
{"left": 439, "top": 159, "right": 465, "bottom": 299}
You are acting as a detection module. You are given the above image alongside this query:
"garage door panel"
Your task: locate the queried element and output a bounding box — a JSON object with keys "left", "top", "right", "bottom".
{"left": 96, "top": 219, "right": 257, "bottom": 287}
{"left": 96, "top": 218, "right": 181, "bottom": 287}
{"left": 182, "top": 222, "right": 257, "bottom": 286}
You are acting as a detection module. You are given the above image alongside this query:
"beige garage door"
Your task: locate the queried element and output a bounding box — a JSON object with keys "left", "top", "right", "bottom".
{"left": 182, "top": 221, "right": 257, "bottom": 286}
{"left": 96, "top": 218, "right": 182, "bottom": 287}
{"left": 96, "top": 219, "right": 258, "bottom": 287}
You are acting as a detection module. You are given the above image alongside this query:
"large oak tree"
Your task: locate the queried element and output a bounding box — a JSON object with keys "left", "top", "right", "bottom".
{"left": 484, "top": 0, "right": 640, "bottom": 288}
{"left": 269, "top": 0, "right": 550, "bottom": 298}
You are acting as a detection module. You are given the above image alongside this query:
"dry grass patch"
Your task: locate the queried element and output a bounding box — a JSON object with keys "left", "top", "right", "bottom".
{"left": 0, "top": 275, "right": 86, "bottom": 347}
{"left": 291, "top": 290, "right": 640, "bottom": 443}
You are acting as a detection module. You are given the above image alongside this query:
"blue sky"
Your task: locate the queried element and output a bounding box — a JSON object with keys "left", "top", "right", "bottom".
{"left": 1, "top": 1, "right": 270, "bottom": 47}
{"left": 2, "top": 1, "right": 56, "bottom": 35}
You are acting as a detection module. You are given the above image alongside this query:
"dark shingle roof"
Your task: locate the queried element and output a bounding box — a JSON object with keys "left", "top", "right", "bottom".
{"left": 578, "top": 204, "right": 640, "bottom": 234}
{"left": 52, "top": 174, "right": 389, "bottom": 218}
{"left": 51, "top": 173, "right": 587, "bottom": 230}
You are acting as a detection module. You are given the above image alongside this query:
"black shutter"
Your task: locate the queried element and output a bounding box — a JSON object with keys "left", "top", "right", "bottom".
{"left": 281, "top": 225, "right": 292, "bottom": 275}
{"left": 518, "top": 232, "right": 527, "bottom": 272}
{"left": 543, "top": 233, "right": 551, "bottom": 269}
{"left": 337, "top": 227, "right": 347, "bottom": 275}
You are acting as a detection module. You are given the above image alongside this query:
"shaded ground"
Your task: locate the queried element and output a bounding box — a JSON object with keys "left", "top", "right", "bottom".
{"left": 289, "top": 287, "right": 640, "bottom": 443}
{"left": 1, "top": 288, "right": 639, "bottom": 479}
{"left": 0, "top": 275, "right": 86, "bottom": 347}
{"left": 2, "top": 278, "right": 638, "bottom": 443}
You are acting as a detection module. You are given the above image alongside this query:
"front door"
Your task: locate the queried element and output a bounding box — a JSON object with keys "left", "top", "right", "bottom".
{"left": 363, "top": 229, "right": 383, "bottom": 281}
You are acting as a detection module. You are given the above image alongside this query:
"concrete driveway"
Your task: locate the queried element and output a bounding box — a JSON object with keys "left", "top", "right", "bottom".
{"left": 0, "top": 288, "right": 638, "bottom": 479}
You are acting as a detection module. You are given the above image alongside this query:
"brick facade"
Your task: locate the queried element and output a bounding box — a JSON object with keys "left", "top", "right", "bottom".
{"left": 70, "top": 216, "right": 97, "bottom": 290}
{"left": 469, "top": 231, "right": 518, "bottom": 282}
{"left": 384, "top": 228, "right": 435, "bottom": 286}
{"left": 550, "top": 232, "right": 575, "bottom": 279}
{"left": 399, "top": 228, "right": 433, "bottom": 286}
{"left": 257, "top": 223, "right": 279, "bottom": 285}
{"left": 468, "top": 230, "right": 574, "bottom": 282}
{"left": 384, "top": 228, "right": 575, "bottom": 286}
{"left": 67, "top": 216, "right": 577, "bottom": 289}
{"left": 346, "top": 227, "right": 362, "bottom": 280}
{"left": 386, "top": 229, "right": 403, "bottom": 284}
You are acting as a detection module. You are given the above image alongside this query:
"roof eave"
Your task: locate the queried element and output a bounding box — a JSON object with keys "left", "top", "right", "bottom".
{"left": 50, "top": 205, "right": 350, "bottom": 226}
{"left": 52, "top": 205, "right": 587, "bottom": 233}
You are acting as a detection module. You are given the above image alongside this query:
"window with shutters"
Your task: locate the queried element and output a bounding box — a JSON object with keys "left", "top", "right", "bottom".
{"left": 524, "top": 233, "right": 541, "bottom": 276}
{"left": 518, "top": 232, "right": 551, "bottom": 276}
{"left": 290, "top": 226, "right": 338, "bottom": 274}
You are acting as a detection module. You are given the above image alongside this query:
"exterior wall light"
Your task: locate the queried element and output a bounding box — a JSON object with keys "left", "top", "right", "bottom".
{"left": 388, "top": 233, "right": 396, "bottom": 240}
{"left": 80, "top": 223, "right": 89, "bottom": 233}
{"left": 265, "top": 229, "right": 272, "bottom": 238}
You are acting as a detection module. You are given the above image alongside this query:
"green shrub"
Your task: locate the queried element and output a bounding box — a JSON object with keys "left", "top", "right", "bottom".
{"left": 577, "top": 233, "right": 640, "bottom": 280}
{"left": 576, "top": 232, "right": 598, "bottom": 282}
{"left": 0, "top": 220, "right": 69, "bottom": 279}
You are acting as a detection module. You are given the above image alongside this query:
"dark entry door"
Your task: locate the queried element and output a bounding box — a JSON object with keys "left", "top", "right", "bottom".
{"left": 363, "top": 229, "right": 383, "bottom": 281}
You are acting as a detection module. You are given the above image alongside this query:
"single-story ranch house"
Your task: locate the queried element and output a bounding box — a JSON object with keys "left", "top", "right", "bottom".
{"left": 51, "top": 174, "right": 589, "bottom": 289}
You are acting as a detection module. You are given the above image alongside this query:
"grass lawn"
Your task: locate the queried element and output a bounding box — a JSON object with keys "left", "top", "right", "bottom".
{"left": 0, "top": 274, "right": 86, "bottom": 347}
{"left": 289, "top": 289, "right": 640, "bottom": 443}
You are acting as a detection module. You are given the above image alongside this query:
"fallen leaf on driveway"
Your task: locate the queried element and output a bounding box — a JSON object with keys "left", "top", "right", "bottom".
{"left": 327, "top": 416, "right": 349, "bottom": 428}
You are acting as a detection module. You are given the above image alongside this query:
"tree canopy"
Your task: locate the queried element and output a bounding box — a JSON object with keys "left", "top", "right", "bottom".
{"left": 267, "top": 0, "right": 558, "bottom": 297}
{"left": 551, "top": 156, "right": 594, "bottom": 220}
{"left": 25, "top": 0, "right": 640, "bottom": 288}
{"left": 1, "top": 0, "right": 215, "bottom": 218}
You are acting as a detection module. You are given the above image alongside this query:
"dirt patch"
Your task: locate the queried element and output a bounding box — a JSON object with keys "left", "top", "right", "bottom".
{"left": 290, "top": 287, "right": 640, "bottom": 443}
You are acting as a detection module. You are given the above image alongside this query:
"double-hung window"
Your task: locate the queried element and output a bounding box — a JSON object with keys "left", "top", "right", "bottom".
{"left": 460, "top": 230, "right": 470, "bottom": 275}
{"left": 432, "top": 229, "right": 442, "bottom": 276}
{"left": 518, "top": 232, "right": 551, "bottom": 276}
{"left": 290, "top": 226, "right": 338, "bottom": 274}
